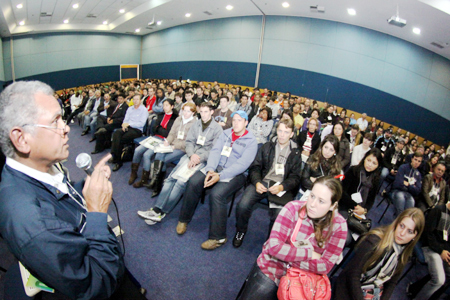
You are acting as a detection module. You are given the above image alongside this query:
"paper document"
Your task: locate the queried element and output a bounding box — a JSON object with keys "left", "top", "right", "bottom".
{"left": 139, "top": 136, "right": 162, "bottom": 150}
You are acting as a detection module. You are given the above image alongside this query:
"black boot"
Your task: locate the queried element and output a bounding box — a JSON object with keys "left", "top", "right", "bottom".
{"left": 151, "top": 171, "right": 165, "bottom": 198}
{"left": 148, "top": 160, "right": 163, "bottom": 189}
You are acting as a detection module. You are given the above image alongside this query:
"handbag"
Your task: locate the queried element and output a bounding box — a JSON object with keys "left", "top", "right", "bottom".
{"left": 277, "top": 208, "right": 332, "bottom": 300}
{"left": 347, "top": 209, "right": 372, "bottom": 235}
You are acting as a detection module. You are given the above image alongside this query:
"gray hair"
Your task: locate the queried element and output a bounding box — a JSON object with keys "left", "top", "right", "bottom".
{"left": 0, "top": 81, "right": 54, "bottom": 157}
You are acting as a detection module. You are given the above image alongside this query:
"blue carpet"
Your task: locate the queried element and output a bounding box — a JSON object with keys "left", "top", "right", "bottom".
{"left": 0, "top": 122, "right": 431, "bottom": 299}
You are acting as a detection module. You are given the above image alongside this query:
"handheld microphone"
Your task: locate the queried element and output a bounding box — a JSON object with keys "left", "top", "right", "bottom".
{"left": 75, "top": 153, "right": 94, "bottom": 175}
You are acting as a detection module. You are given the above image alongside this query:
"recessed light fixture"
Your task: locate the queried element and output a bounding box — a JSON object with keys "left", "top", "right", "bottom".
{"left": 157, "top": 21, "right": 162, "bottom": 25}
{"left": 63, "top": 19, "right": 69, "bottom": 24}
{"left": 347, "top": 8, "right": 356, "bottom": 15}
{"left": 19, "top": 21, "right": 25, "bottom": 26}
{"left": 282, "top": 2, "right": 290, "bottom": 8}
{"left": 135, "top": 28, "right": 140, "bottom": 32}
{"left": 119, "top": 9, "right": 125, "bottom": 13}
{"left": 103, "top": 21, "right": 108, "bottom": 25}
{"left": 226, "top": 5, "right": 233, "bottom": 10}
{"left": 185, "top": 13, "right": 191, "bottom": 17}
{"left": 16, "top": 4, "right": 23, "bottom": 9}
{"left": 413, "top": 27, "right": 421, "bottom": 34}
{"left": 72, "top": 3, "right": 79, "bottom": 9}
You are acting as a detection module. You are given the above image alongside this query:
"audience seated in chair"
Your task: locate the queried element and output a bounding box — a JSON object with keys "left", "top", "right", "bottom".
{"left": 110, "top": 94, "right": 148, "bottom": 172}
{"left": 233, "top": 118, "right": 302, "bottom": 248}
{"left": 176, "top": 110, "right": 258, "bottom": 250}
{"left": 92, "top": 94, "right": 128, "bottom": 154}
{"left": 137, "top": 102, "right": 222, "bottom": 225}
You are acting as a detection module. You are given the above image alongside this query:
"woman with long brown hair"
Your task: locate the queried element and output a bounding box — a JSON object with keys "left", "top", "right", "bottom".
{"left": 237, "top": 176, "right": 348, "bottom": 300}
{"left": 334, "top": 207, "right": 425, "bottom": 299}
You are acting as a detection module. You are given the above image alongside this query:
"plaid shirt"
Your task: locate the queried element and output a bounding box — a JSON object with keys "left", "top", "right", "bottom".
{"left": 257, "top": 200, "right": 347, "bottom": 285}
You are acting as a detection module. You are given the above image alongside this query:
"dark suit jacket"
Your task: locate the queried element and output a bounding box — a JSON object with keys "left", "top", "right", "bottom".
{"left": 109, "top": 103, "right": 128, "bottom": 124}
{"left": 86, "top": 97, "right": 104, "bottom": 114}
{"left": 98, "top": 100, "right": 117, "bottom": 116}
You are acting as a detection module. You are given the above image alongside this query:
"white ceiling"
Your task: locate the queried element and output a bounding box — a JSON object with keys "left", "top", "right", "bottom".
{"left": 0, "top": 0, "right": 450, "bottom": 60}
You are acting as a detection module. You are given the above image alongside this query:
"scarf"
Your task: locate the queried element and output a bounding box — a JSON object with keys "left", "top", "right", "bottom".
{"left": 359, "top": 170, "right": 374, "bottom": 206}
{"left": 361, "top": 242, "right": 404, "bottom": 287}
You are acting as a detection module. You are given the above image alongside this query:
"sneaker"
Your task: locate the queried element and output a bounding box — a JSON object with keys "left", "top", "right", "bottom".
{"left": 147, "top": 213, "right": 166, "bottom": 223}
{"left": 145, "top": 219, "right": 157, "bottom": 225}
{"left": 70, "top": 120, "right": 74, "bottom": 124}
{"left": 232, "top": 231, "right": 246, "bottom": 248}
{"left": 201, "top": 238, "right": 227, "bottom": 250}
{"left": 137, "top": 208, "right": 158, "bottom": 220}
{"left": 176, "top": 222, "right": 187, "bottom": 235}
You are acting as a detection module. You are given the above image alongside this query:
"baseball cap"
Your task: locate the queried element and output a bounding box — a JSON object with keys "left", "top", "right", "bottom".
{"left": 231, "top": 110, "right": 248, "bottom": 121}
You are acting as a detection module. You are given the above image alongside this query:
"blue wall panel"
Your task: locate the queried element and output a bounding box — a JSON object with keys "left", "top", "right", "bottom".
{"left": 142, "top": 61, "right": 256, "bottom": 87}
{"left": 13, "top": 65, "right": 120, "bottom": 91}
{"left": 142, "top": 61, "right": 450, "bottom": 145}
{"left": 258, "top": 63, "right": 450, "bottom": 145}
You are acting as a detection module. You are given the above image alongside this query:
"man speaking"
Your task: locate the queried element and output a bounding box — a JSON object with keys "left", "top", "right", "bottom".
{"left": 0, "top": 81, "right": 137, "bottom": 299}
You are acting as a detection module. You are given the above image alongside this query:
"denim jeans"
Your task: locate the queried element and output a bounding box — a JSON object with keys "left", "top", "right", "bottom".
{"left": 132, "top": 145, "right": 156, "bottom": 171}
{"left": 154, "top": 155, "right": 205, "bottom": 214}
{"left": 236, "top": 263, "right": 278, "bottom": 300}
{"left": 415, "top": 247, "right": 450, "bottom": 300}
{"left": 391, "top": 189, "right": 415, "bottom": 215}
{"left": 154, "top": 149, "right": 185, "bottom": 172}
{"left": 236, "top": 184, "right": 283, "bottom": 235}
{"left": 179, "top": 170, "right": 246, "bottom": 240}
{"left": 378, "top": 167, "right": 390, "bottom": 191}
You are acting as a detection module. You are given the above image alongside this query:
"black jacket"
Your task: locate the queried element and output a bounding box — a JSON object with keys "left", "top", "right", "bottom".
{"left": 301, "top": 159, "right": 340, "bottom": 191}
{"left": 296, "top": 130, "right": 320, "bottom": 155}
{"left": 248, "top": 138, "right": 302, "bottom": 205}
{"left": 382, "top": 146, "right": 405, "bottom": 170}
{"left": 340, "top": 166, "right": 380, "bottom": 212}
{"left": 109, "top": 103, "right": 128, "bottom": 125}
{"left": 152, "top": 112, "right": 178, "bottom": 138}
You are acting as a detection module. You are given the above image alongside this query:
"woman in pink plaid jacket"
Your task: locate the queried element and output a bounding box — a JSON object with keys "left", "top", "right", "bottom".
{"left": 237, "top": 176, "right": 347, "bottom": 300}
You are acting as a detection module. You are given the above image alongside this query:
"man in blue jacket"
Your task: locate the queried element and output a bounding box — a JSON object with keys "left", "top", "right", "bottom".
{"left": 0, "top": 81, "right": 143, "bottom": 299}
{"left": 176, "top": 110, "right": 258, "bottom": 250}
{"left": 391, "top": 151, "right": 423, "bottom": 215}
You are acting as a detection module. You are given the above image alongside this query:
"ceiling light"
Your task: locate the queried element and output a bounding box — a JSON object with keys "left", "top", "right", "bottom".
{"left": 16, "top": 4, "right": 23, "bottom": 9}
{"left": 103, "top": 20, "right": 108, "bottom": 25}
{"left": 347, "top": 8, "right": 356, "bottom": 15}
{"left": 63, "top": 19, "right": 69, "bottom": 24}
{"left": 135, "top": 28, "right": 140, "bottom": 32}
{"left": 19, "top": 21, "right": 25, "bottom": 26}
{"left": 413, "top": 27, "right": 421, "bottom": 34}
{"left": 226, "top": 5, "right": 233, "bottom": 10}
{"left": 157, "top": 21, "right": 162, "bottom": 25}
{"left": 119, "top": 9, "right": 125, "bottom": 13}
{"left": 72, "top": 3, "right": 79, "bottom": 9}
{"left": 185, "top": 13, "right": 191, "bottom": 17}
{"left": 282, "top": 2, "right": 290, "bottom": 8}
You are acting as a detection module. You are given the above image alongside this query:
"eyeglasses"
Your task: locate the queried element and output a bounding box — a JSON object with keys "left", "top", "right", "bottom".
{"left": 23, "top": 123, "right": 68, "bottom": 137}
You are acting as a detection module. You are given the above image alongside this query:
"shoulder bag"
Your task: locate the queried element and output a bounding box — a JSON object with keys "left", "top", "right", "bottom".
{"left": 277, "top": 208, "right": 332, "bottom": 300}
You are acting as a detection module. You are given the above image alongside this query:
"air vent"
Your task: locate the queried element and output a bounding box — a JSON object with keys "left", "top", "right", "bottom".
{"left": 203, "top": 11, "right": 212, "bottom": 16}
{"left": 86, "top": 14, "right": 97, "bottom": 18}
{"left": 40, "top": 12, "right": 53, "bottom": 17}
{"left": 310, "top": 5, "right": 325, "bottom": 13}
{"left": 431, "top": 41, "right": 450, "bottom": 49}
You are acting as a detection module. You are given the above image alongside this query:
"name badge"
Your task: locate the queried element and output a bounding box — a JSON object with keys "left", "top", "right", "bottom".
{"left": 224, "top": 117, "right": 227, "bottom": 123}
{"left": 327, "top": 116, "right": 332, "bottom": 121}
{"left": 381, "top": 145, "right": 387, "bottom": 152}
{"left": 430, "top": 186, "right": 439, "bottom": 197}
{"left": 444, "top": 230, "right": 448, "bottom": 242}
{"left": 391, "top": 156, "right": 397, "bottom": 165}
{"left": 408, "top": 177, "right": 416, "bottom": 185}
{"left": 196, "top": 135, "right": 206, "bottom": 145}
{"left": 275, "top": 163, "right": 285, "bottom": 175}
{"left": 221, "top": 146, "right": 232, "bottom": 157}
{"left": 351, "top": 192, "right": 363, "bottom": 204}
{"left": 177, "top": 131, "right": 185, "bottom": 140}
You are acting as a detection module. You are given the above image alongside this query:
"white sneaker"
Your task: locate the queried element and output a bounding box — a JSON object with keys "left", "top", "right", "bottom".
{"left": 147, "top": 213, "right": 166, "bottom": 223}
{"left": 145, "top": 219, "right": 157, "bottom": 225}
{"left": 137, "top": 208, "right": 157, "bottom": 220}
{"left": 71, "top": 120, "right": 74, "bottom": 123}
